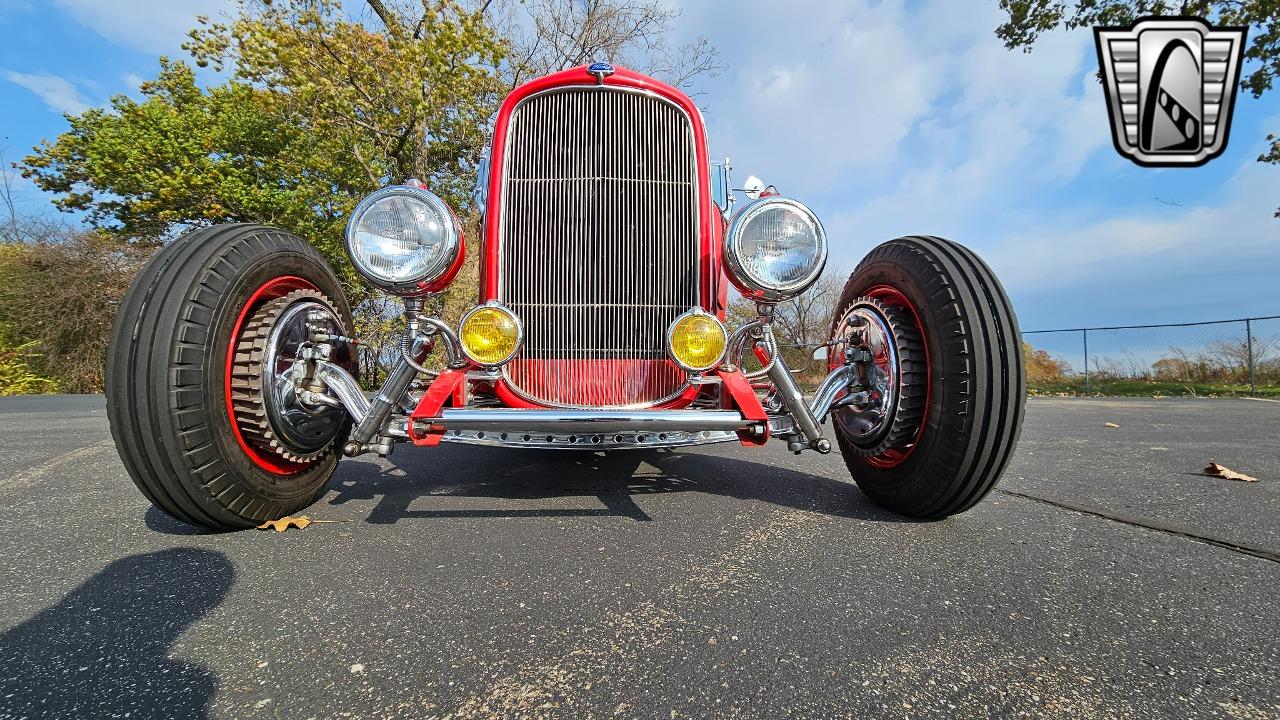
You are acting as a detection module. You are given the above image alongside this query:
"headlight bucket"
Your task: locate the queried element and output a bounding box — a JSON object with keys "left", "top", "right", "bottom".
{"left": 724, "top": 197, "right": 828, "bottom": 302}
{"left": 666, "top": 309, "right": 728, "bottom": 373}
{"left": 459, "top": 302, "right": 523, "bottom": 367}
{"left": 345, "top": 185, "right": 464, "bottom": 295}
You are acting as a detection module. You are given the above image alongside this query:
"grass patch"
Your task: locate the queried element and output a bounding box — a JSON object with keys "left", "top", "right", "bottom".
{"left": 1028, "top": 379, "right": 1280, "bottom": 398}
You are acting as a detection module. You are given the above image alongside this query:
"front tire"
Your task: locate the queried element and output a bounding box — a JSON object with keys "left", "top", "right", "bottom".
{"left": 831, "top": 236, "right": 1025, "bottom": 518}
{"left": 106, "top": 224, "right": 356, "bottom": 530}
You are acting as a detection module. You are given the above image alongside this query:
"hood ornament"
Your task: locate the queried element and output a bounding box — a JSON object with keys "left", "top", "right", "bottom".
{"left": 587, "top": 61, "right": 615, "bottom": 85}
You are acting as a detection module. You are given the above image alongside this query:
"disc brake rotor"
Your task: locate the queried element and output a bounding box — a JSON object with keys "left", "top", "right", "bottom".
{"left": 230, "top": 290, "right": 351, "bottom": 464}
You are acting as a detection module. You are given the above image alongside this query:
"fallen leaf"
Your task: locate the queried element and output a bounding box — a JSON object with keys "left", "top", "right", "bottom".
{"left": 1203, "top": 463, "right": 1259, "bottom": 483}
{"left": 258, "top": 516, "right": 311, "bottom": 532}
{"left": 1105, "top": 422, "right": 1120, "bottom": 428}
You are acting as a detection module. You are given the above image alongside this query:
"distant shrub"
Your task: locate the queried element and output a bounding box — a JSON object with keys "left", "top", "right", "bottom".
{"left": 1023, "top": 342, "right": 1071, "bottom": 383}
{"left": 0, "top": 339, "right": 59, "bottom": 395}
{"left": 0, "top": 232, "right": 155, "bottom": 393}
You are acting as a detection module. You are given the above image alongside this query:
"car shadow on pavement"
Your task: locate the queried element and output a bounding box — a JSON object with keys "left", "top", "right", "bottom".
{"left": 144, "top": 506, "right": 223, "bottom": 535}
{"left": 328, "top": 443, "right": 923, "bottom": 525}
{"left": 0, "top": 548, "right": 234, "bottom": 719}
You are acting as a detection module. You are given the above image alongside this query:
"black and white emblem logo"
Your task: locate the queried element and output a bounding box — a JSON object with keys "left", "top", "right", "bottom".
{"left": 1094, "top": 17, "right": 1246, "bottom": 167}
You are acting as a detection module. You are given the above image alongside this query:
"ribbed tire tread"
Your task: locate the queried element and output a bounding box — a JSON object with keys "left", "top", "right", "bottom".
{"left": 105, "top": 224, "right": 352, "bottom": 530}
{"left": 832, "top": 235, "right": 1026, "bottom": 518}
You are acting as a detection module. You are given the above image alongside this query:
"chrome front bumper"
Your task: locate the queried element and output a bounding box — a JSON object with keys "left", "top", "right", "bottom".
{"left": 413, "top": 409, "right": 787, "bottom": 451}
{"left": 417, "top": 408, "right": 755, "bottom": 434}
{"left": 436, "top": 427, "right": 743, "bottom": 450}
{"left": 315, "top": 336, "right": 856, "bottom": 455}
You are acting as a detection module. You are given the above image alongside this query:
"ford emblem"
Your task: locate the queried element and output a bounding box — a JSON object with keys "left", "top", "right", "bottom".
{"left": 587, "top": 61, "right": 615, "bottom": 84}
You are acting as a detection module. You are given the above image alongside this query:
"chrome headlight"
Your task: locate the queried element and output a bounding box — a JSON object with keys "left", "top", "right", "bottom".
{"left": 724, "top": 197, "right": 828, "bottom": 302}
{"left": 345, "top": 185, "right": 462, "bottom": 295}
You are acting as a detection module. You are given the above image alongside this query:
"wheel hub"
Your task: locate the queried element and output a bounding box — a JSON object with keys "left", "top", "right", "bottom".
{"left": 832, "top": 297, "right": 925, "bottom": 457}
{"left": 230, "top": 290, "right": 352, "bottom": 464}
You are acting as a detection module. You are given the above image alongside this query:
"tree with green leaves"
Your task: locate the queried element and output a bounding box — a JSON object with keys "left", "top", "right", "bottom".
{"left": 14, "top": 0, "right": 721, "bottom": 388}
{"left": 996, "top": 1, "right": 1280, "bottom": 215}
{"left": 22, "top": 0, "right": 504, "bottom": 279}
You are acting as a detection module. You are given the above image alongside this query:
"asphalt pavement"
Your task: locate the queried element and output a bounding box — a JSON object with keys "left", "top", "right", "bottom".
{"left": 0, "top": 395, "right": 1277, "bottom": 719}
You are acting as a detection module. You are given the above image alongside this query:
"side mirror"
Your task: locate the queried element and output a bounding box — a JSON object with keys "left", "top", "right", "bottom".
{"left": 741, "top": 175, "right": 766, "bottom": 200}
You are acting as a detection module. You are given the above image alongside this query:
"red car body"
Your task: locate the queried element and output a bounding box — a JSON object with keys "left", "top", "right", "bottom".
{"left": 437, "top": 65, "right": 740, "bottom": 415}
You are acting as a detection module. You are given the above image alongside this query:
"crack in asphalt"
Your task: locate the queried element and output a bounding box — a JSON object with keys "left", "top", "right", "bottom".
{"left": 0, "top": 440, "right": 115, "bottom": 495}
{"left": 997, "top": 489, "right": 1280, "bottom": 565}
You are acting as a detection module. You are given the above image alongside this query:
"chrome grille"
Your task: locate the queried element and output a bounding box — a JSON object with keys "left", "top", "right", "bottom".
{"left": 499, "top": 87, "right": 699, "bottom": 407}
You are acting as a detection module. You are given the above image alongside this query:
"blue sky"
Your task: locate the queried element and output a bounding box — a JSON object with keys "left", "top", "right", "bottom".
{"left": 1, "top": 0, "right": 1277, "bottom": 333}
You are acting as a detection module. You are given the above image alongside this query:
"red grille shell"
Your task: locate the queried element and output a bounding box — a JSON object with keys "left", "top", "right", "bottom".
{"left": 481, "top": 67, "right": 724, "bottom": 408}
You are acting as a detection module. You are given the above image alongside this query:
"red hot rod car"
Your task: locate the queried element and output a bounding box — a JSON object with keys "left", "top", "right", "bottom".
{"left": 106, "top": 63, "right": 1024, "bottom": 530}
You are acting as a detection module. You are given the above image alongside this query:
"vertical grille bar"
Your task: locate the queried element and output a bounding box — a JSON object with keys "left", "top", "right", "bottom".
{"left": 498, "top": 87, "right": 699, "bottom": 407}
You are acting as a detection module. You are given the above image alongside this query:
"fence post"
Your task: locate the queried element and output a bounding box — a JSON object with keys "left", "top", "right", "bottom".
{"left": 1082, "top": 328, "right": 1090, "bottom": 395}
{"left": 1246, "top": 318, "right": 1256, "bottom": 395}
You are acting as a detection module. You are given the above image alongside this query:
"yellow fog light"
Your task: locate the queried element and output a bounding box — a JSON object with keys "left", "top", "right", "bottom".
{"left": 459, "top": 303, "right": 523, "bottom": 367}
{"left": 667, "top": 309, "right": 727, "bottom": 372}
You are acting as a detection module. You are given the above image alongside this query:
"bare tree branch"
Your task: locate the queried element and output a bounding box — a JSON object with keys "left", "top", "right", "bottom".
{"left": 477, "top": 0, "right": 723, "bottom": 92}
{"left": 364, "top": 0, "right": 407, "bottom": 36}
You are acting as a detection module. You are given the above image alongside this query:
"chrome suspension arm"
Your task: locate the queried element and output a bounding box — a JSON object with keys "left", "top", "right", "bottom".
{"left": 312, "top": 360, "right": 370, "bottom": 422}
{"left": 808, "top": 364, "right": 856, "bottom": 425}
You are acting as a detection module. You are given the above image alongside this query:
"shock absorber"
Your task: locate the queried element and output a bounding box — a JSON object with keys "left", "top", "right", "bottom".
{"left": 347, "top": 297, "right": 433, "bottom": 453}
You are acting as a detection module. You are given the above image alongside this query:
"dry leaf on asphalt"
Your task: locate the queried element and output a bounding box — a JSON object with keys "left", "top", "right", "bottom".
{"left": 1203, "top": 463, "right": 1259, "bottom": 483}
{"left": 1105, "top": 422, "right": 1120, "bottom": 428}
{"left": 258, "top": 516, "right": 311, "bottom": 532}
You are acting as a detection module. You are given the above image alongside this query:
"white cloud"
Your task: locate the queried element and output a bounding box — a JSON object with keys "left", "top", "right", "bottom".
{"left": 52, "top": 0, "right": 231, "bottom": 54}
{"left": 697, "top": 0, "right": 1112, "bottom": 269}
{"left": 701, "top": 1, "right": 948, "bottom": 190}
{"left": 2, "top": 71, "right": 91, "bottom": 114}
{"left": 984, "top": 157, "right": 1279, "bottom": 293}
{"left": 681, "top": 0, "right": 1278, "bottom": 324}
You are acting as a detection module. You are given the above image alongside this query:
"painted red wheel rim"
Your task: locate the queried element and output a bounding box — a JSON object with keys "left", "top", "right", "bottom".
{"left": 224, "top": 275, "right": 318, "bottom": 475}
{"left": 861, "top": 284, "right": 930, "bottom": 469}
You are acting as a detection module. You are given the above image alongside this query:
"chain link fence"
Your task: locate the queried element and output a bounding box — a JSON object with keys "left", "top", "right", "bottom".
{"left": 1022, "top": 315, "right": 1280, "bottom": 397}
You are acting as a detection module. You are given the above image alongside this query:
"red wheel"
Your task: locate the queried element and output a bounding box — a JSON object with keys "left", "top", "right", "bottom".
{"left": 106, "top": 224, "right": 356, "bottom": 529}
{"left": 829, "top": 288, "right": 928, "bottom": 469}
{"left": 224, "top": 275, "right": 316, "bottom": 476}
{"left": 830, "top": 236, "right": 1025, "bottom": 518}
